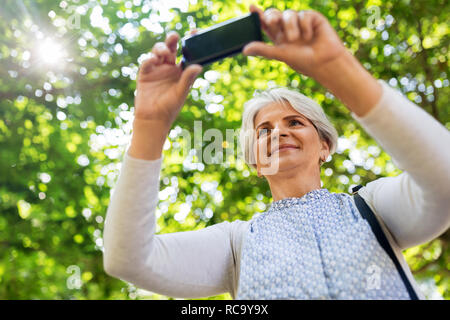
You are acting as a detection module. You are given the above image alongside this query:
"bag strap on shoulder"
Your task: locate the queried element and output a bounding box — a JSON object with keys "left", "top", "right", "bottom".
{"left": 351, "top": 184, "right": 419, "bottom": 300}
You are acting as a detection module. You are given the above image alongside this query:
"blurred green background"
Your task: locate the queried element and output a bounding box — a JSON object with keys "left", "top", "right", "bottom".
{"left": 0, "top": 0, "right": 448, "bottom": 299}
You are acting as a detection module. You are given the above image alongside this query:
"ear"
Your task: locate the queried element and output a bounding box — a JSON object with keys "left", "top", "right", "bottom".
{"left": 320, "top": 139, "right": 330, "bottom": 161}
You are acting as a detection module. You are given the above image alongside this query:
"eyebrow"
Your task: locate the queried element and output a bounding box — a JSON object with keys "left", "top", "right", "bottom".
{"left": 255, "top": 114, "right": 308, "bottom": 130}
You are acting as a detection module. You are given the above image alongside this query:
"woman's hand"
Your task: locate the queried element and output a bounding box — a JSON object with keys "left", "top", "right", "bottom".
{"left": 243, "top": 4, "right": 383, "bottom": 117}
{"left": 243, "top": 5, "right": 347, "bottom": 79}
{"left": 134, "top": 31, "right": 203, "bottom": 125}
{"left": 128, "top": 30, "right": 203, "bottom": 160}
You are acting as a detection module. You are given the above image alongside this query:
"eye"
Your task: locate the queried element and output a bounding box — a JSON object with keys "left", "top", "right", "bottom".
{"left": 257, "top": 128, "right": 269, "bottom": 138}
{"left": 290, "top": 119, "right": 303, "bottom": 126}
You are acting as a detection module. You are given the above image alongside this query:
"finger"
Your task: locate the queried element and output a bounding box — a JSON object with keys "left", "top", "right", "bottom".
{"left": 298, "top": 10, "right": 313, "bottom": 42}
{"left": 176, "top": 64, "right": 203, "bottom": 98}
{"left": 249, "top": 4, "right": 268, "bottom": 30}
{"left": 165, "top": 31, "right": 179, "bottom": 53}
{"left": 148, "top": 54, "right": 162, "bottom": 66}
{"left": 185, "top": 28, "right": 198, "bottom": 37}
{"left": 140, "top": 54, "right": 161, "bottom": 74}
{"left": 153, "top": 42, "right": 175, "bottom": 64}
{"left": 282, "top": 10, "right": 300, "bottom": 42}
{"left": 265, "top": 9, "right": 282, "bottom": 40}
{"left": 264, "top": 8, "right": 283, "bottom": 42}
{"left": 242, "top": 41, "right": 283, "bottom": 60}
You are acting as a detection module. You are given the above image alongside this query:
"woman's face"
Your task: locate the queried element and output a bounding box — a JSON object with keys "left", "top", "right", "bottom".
{"left": 253, "top": 100, "right": 329, "bottom": 175}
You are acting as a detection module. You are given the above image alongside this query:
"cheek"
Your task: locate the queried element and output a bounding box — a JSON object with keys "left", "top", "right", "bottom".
{"left": 254, "top": 138, "right": 270, "bottom": 155}
{"left": 253, "top": 138, "right": 272, "bottom": 165}
{"left": 295, "top": 128, "right": 319, "bottom": 147}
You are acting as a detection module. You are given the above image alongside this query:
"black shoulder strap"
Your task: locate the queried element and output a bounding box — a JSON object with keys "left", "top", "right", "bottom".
{"left": 351, "top": 185, "right": 419, "bottom": 300}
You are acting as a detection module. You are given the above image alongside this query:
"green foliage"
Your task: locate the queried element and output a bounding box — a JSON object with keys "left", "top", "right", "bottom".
{"left": 0, "top": 0, "right": 448, "bottom": 299}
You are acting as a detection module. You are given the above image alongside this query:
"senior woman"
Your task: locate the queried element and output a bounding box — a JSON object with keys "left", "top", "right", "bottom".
{"left": 103, "top": 5, "right": 450, "bottom": 299}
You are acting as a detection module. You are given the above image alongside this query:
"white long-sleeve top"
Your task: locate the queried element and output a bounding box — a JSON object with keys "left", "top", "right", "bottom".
{"left": 103, "top": 80, "right": 450, "bottom": 299}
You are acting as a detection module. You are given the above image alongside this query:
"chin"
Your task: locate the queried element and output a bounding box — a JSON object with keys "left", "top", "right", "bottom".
{"left": 264, "top": 158, "right": 305, "bottom": 175}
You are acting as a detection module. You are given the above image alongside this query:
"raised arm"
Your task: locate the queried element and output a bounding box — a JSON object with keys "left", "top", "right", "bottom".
{"left": 103, "top": 151, "right": 236, "bottom": 298}
{"left": 243, "top": 5, "right": 450, "bottom": 249}
{"left": 103, "top": 31, "right": 236, "bottom": 298}
{"left": 243, "top": 5, "right": 382, "bottom": 117}
{"left": 350, "top": 80, "right": 450, "bottom": 250}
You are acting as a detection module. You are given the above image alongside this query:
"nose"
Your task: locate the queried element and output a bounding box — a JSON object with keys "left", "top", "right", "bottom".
{"left": 270, "top": 125, "right": 288, "bottom": 142}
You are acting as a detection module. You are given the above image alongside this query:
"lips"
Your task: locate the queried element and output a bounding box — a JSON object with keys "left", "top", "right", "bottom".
{"left": 270, "top": 144, "right": 300, "bottom": 156}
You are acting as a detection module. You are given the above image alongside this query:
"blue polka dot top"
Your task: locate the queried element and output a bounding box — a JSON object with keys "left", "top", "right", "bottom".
{"left": 236, "top": 188, "right": 411, "bottom": 299}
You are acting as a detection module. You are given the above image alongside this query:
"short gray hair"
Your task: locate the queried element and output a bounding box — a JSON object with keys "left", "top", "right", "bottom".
{"left": 239, "top": 86, "right": 338, "bottom": 169}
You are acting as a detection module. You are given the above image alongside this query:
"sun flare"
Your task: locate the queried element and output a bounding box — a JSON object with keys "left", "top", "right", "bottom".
{"left": 37, "top": 38, "right": 66, "bottom": 65}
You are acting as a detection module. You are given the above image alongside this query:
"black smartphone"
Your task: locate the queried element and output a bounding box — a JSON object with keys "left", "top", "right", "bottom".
{"left": 180, "top": 12, "right": 262, "bottom": 69}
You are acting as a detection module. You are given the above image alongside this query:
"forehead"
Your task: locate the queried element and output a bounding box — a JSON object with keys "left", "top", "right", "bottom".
{"left": 253, "top": 101, "right": 309, "bottom": 127}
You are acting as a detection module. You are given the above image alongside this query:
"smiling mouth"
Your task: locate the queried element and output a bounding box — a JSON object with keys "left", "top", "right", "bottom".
{"left": 269, "top": 146, "right": 300, "bottom": 156}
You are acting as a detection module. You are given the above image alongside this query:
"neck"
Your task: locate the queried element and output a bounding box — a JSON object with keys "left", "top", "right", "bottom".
{"left": 265, "top": 164, "right": 322, "bottom": 202}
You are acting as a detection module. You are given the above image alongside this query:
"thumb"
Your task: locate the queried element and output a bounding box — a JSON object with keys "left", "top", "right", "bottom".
{"left": 178, "top": 64, "right": 203, "bottom": 94}
{"left": 243, "top": 41, "right": 282, "bottom": 60}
